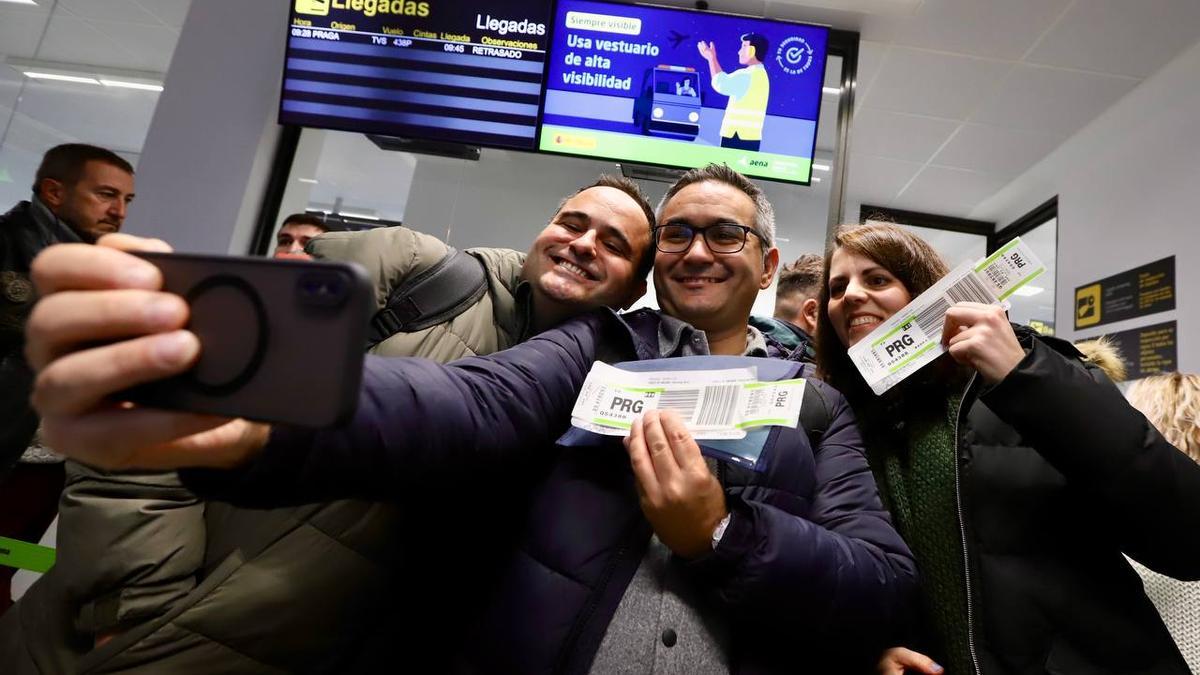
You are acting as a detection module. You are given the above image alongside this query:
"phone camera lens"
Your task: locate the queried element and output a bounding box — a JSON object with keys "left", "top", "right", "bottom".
{"left": 297, "top": 271, "right": 349, "bottom": 308}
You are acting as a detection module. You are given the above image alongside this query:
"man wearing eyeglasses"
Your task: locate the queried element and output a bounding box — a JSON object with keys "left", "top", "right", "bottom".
{"left": 651, "top": 163, "right": 780, "bottom": 357}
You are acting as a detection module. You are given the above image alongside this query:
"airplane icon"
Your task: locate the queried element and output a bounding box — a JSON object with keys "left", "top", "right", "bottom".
{"left": 667, "top": 30, "right": 690, "bottom": 49}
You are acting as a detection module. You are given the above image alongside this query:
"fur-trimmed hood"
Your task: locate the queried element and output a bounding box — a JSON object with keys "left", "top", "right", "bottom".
{"left": 1075, "top": 336, "right": 1127, "bottom": 382}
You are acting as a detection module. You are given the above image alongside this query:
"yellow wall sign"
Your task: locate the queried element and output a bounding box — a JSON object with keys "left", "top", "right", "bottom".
{"left": 1073, "top": 257, "right": 1174, "bottom": 330}
{"left": 1075, "top": 283, "right": 1101, "bottom": 328}
{"left": 295, "top": 0, "right": 330, "bottom": 16}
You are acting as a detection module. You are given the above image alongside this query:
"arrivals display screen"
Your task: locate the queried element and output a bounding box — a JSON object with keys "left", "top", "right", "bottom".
{"left": 281, "top": 0, "right": 553, "bottom": 150}
{"left": 540, "top": 1, "right": 829, "bottom": 184}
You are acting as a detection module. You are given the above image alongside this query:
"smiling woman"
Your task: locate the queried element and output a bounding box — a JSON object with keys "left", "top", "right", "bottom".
{"left": 816, "top": 221, "right": 1200, "bottom": 675}
{"left": 825, "top": 248, "right": 913, "bottom": 347}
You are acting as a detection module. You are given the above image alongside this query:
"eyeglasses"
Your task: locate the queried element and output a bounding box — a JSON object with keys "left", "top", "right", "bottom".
{"left": 653, "top": 223, "right": 762, "bottom": 254}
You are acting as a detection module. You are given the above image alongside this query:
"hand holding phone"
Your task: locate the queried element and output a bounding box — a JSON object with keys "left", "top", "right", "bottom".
{"left": 127, "top": 251, "right": 372, "bottom": 427}
{"left": 26, "top": 237, "right": 271, "bottom": 470}
{"left": 24, "top": 236, "right": 369, "bottom": 472}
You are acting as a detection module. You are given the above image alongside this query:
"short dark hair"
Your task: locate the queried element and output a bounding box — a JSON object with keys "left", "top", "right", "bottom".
{"left": 774, "top": 253, "right": 823, "bottom": 319}
{"left": 741, "top": 33, "right": 769, "bottom": 62}
{"left": 816, "top": 222, "right": 950, "bottom": 396}
{"left": 33, "top": 143, "right": 134, "bottom": 196}
{"left": 657, "top": 163, "right": 775, "bottom": 249}
{"left": 281, "top": 213, "right": 331, "bottom": 232}
{"left": 556, "top": 174, "right": 657, "bottom": 279}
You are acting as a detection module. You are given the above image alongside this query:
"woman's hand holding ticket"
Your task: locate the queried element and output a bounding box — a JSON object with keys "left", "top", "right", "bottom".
{"left": 941, "top": 302, "right": 1026, "bottom": 385}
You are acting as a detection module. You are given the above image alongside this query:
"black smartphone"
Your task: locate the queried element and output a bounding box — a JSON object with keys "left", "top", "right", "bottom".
{"left": 126, "top": 251, "right": 373, "bottom": 427}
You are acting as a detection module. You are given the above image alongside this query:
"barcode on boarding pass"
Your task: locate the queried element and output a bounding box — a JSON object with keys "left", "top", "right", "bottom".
{"left": 658, "top": 385, "right": 741, "bottom": 427}
{"left": 913, "top": 272, "right": 994, "bottom": 335}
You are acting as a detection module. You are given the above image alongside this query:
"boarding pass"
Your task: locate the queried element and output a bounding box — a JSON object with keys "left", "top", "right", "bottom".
{"left": 849, "top": 237, "right": 1045, "bottom": 395}
{"left": 570, "top": 361, "right": 806, "bottom": 439}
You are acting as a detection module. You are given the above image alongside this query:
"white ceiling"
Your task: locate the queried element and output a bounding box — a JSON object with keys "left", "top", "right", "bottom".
{"left": 822, "top": 0, "right": 1200, "bottom": 221}
{"left": 0, "top": 0, "right": 189, "bottom": 71}
{"left": 0, "top": 0, "right": 190, "bottom": 203}
{"left": 619, "top": 0, "right": 1200, "bottom": 222}
{"left": 2, "top": 0, "right": 1200, "bottom": 227}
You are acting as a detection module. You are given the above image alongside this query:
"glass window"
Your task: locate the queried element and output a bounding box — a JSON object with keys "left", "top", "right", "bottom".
{"left": 1000, "top": 217, "right": 1057, "bottom": 334}
{"left": 275, "top": 129, "right": 417, "bottom": 232}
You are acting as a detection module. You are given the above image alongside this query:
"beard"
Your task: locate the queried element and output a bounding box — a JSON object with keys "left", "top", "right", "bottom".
{"left": 63, "top": 214, "right": 118, "bottom": 243}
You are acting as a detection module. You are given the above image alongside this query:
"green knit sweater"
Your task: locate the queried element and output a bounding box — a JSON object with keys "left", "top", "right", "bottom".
{"left": 877, "top": 396, "right": 975, "bottom": 675}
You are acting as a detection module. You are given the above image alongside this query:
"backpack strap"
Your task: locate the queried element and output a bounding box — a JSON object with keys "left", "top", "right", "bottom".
{"left": 366, "top": 248, "right": 488, "bottom": 349}
{"left": 798, "top": 379, "right": 834, "bottom": 452}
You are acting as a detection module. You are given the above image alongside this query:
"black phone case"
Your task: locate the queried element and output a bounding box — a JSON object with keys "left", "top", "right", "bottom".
{"left": 127, "top": 251, "right": 372, "bottom": 427}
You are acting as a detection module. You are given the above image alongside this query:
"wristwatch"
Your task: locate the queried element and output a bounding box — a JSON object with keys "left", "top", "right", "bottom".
{"left": 711, "top": 513, "right": 732, "bottom": 550}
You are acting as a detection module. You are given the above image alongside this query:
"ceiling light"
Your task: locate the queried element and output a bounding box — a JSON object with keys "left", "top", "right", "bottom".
{"left": 24, "top": 71, "right": 99, "bottom": 85}
{"left": 99, "top": 79, "right": 163, "bottom": 92}
{"left": 812, "top": 163, "right": 831, "bottom": 172}
{"left": 297, "top": 178, "right": 319, "bottom": 184}
{"left": 812, "top": 177, "right": 821, "bottom": 182}
{"left": 8, "top": 58, "right": 163, "bottom": 92}
{"left": 0, "top": 1, "right": 39, "bottom": 5}
{"left": 822, "top": 86, "right": 840, "bottom": 95}
{"left": 1011, "top": 285, "right": 1044, "bottom": 297}
{"left": 339, "top": 211, "right": 380, "bottom": 220}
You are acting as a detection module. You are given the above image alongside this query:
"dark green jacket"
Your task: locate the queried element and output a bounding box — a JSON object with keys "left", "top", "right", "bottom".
{"left": 0, "top": 225, "right": 528, "bottom": 673}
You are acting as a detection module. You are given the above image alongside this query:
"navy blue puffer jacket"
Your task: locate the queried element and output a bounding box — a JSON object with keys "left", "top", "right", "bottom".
{"left": 185, "top": 310, "right": 917, "bottom": 674}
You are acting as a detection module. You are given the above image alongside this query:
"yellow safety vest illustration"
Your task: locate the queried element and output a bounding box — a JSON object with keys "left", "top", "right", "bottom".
{"left": 719, "top": 66, "right": 769, "bottom": 141}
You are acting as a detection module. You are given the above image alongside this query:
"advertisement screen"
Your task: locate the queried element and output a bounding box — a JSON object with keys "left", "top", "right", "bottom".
{"left": 540, "top": 1, "right": 829, "bottom": 184}
{"left": 281, "top": 0, "right": 553, "bottom": 150}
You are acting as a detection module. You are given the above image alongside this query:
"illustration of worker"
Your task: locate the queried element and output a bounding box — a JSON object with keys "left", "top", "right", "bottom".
{"left": 675, "top": 78, "right": 697, "bottom": 97}
{"left": 697, "top": 33, "right": 770, "bottom": 151}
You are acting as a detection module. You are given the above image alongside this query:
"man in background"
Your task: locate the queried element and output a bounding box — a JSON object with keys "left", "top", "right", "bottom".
{"left": 772, "top": 252, "right": 823, "bottom": 338}
{"left": 0, "top": 143, "right": 135, "bottom": 613}
{"left": 273, "top": 213, "right": 330, "bottom": 260}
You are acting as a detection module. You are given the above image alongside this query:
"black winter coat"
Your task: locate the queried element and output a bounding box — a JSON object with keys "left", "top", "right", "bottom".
{"left": 0, "top": 200, "right": 79, "bottom": 476}
{"left": 916, "top": 328, "right": 1200, "bottom": 674}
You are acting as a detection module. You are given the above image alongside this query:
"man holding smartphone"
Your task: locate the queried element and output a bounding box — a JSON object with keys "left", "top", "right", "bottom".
{"left": 3, "top": 176, "right": 657, "bottom": 670}
{"left": 15, "top": 165, "right": 916, "bottom": 673}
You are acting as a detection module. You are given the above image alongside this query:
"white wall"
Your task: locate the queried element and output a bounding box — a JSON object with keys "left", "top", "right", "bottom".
{"left": 972, "top": 37, "right": 1200, "bottom": 371}
{"left": 124, "top": 0, "right": 288, "bottom": 254}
